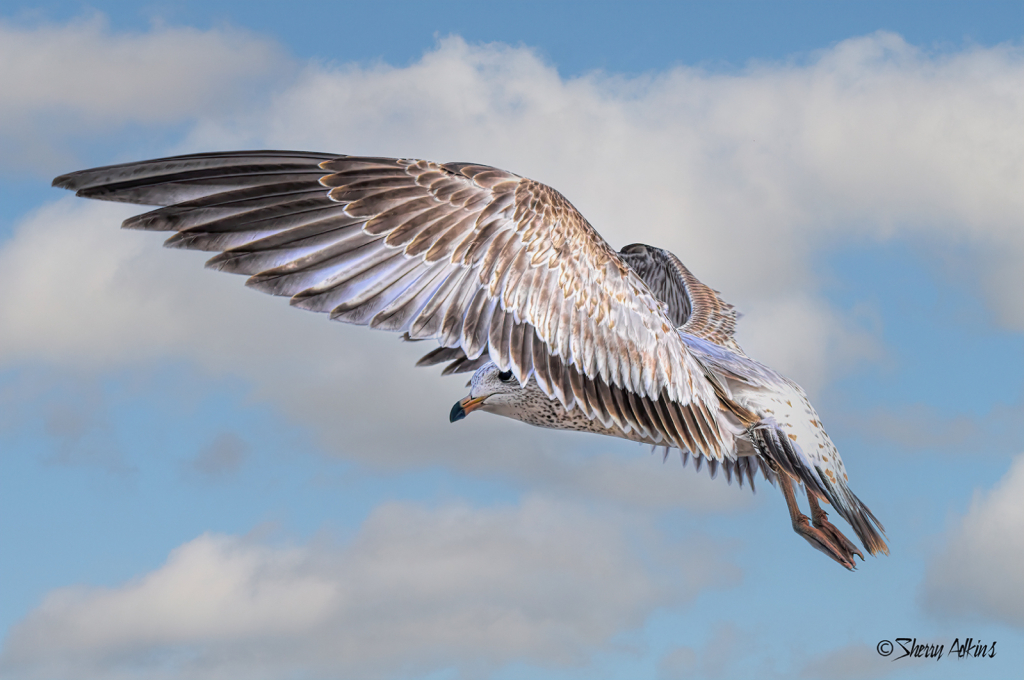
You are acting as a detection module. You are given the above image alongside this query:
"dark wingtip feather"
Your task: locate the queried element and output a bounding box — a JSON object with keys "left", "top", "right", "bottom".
{"left": 415, "top": 346, "right": 465, "bottom": 367}
{"left": 51, "top": 150, "right": 343, "bottom": 202}
{"left": 52, "top": 174, "right": 76, "bottom": 190}
{"left": 205, "top": 251, "right": 253, "bottom": 275}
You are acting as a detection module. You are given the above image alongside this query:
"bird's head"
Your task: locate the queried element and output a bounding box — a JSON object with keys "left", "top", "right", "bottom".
{"left": 449, "top": 362, "right": 542, "bottom": 423}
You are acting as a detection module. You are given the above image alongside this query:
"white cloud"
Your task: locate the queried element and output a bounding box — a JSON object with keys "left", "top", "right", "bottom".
{"left": 165, "top": 32, "right": 1024, "bottom": 380}
{"left": 921, "top": 453, "right": 1024, "bottom": 628}
{"left": 0, "top": 16, "right": 290, "bottom": 170}
{"left": 0, "top": 497, "right": 739, "bottom": 679}
{"left": 3, "top": 26, "right": 1022, "bottom": 489}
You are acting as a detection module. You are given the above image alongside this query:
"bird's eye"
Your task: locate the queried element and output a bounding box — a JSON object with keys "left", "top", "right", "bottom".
{"left": 497, "top": 369, "right": 515, "bottom": 382}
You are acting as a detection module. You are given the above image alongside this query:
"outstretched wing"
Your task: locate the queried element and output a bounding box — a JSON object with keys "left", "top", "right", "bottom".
{"left": 54, "top": 151, "right": 746, "bottom": 461}
{"left": 618, "top": 243, "right": 741, "bottom": 351}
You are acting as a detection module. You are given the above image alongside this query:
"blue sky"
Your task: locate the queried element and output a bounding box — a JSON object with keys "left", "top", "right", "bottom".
{"left": 1, "top": 2, "right": 1022, "bottom": 679}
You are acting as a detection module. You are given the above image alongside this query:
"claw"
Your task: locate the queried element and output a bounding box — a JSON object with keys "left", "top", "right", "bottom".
{"left": 777, "top": 470, "right": 863, "bottom": 570}
{"left": 810, "top": 505, "right": 864, "bottom": 562}
{"left": 793, "top": 514, "right": 857, "bottom": 570}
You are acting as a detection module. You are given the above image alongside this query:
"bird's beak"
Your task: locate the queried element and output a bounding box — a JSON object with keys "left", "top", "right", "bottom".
{"left": 450, "top": 395, "right": 486, "bottom": 423}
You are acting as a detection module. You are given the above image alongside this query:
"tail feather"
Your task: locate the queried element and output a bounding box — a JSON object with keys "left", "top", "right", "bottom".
{"left": 751, "top": 420, "right": 887, "bottom": 556}
{"left": 818, "top": 470, "right": 889, "bottom": 556}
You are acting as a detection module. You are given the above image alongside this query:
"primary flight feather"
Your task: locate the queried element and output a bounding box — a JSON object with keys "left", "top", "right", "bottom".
{"left": 53, "top": 150, "right": 887, "bottom": 569}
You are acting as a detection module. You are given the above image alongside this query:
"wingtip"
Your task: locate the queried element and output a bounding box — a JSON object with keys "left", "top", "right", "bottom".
{"left": 51, "top": 174, "right": 76, "bottom": 190}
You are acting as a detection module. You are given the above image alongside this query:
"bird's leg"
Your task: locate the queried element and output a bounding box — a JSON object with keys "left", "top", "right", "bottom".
{"left": 806, "top": 490, "right": 864, "bottom": 563}
{"left": 777, "top": 472, "right": 857, "bottom": 571}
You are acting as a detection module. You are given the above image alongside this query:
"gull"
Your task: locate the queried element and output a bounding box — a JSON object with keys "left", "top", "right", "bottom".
{"left": 53, "top": 150, "right": 888, "bottom": 569}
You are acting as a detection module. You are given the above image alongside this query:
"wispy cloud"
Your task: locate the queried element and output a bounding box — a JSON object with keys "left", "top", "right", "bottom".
{"left": 921, "top": 453, "right": 1024, "bottom": 628}
{"left": 183, "top": 432, "right": 249, "bottom": 479}
{"left": 798, "top": 641, "right": 905, "bottom": 680}
{"left": 0, "top": 370, "right": 132, "bottom": 473}
{"left": 659, "top": 622, "right": 748, "bottom": 680}
{"left": 843, "top": 401, "right": 1023, "bottom": 455}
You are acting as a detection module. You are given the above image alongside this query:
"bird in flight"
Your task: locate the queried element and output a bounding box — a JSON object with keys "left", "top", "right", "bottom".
{"left": 53, "top": 151, "right": 887, "bottom": 569}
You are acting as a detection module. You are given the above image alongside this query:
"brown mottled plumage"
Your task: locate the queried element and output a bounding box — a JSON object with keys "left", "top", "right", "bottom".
{"left": 53, "top": 150, "right": 887, "bottom": 570}
{"left": 54, "top": 151, "right": 734, "bottom": 461}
